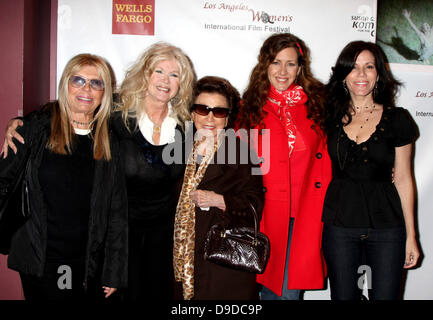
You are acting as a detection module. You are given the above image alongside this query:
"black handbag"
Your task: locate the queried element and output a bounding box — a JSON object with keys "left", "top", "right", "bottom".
{"left": 204, "top": 202, "right": 270, "bottom": 274}
{"left": 0, "top": 140, "right": 32, "bottom": 255}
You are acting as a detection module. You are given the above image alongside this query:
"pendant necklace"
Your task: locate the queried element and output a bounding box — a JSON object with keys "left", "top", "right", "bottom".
{"left": 148, "top": 109, "right": 167, "bottom": 135}
{"left": 336, "top": 126, "right": 347, "bottom": 171}
{"left": 147, "top": 115, "right": 162, "bottom": 134}
{"left": 354, "top": 104, "right": 375, "bottom": 141}
{"left": 153, "top": 124, "right": 161, "bottom": 134}
{"left": 338, "top": 104, "right": 375, "bottom": 170}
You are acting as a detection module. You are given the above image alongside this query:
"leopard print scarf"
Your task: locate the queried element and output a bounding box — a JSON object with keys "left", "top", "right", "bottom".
{"left": 173, "top": 136, "right": 221, "bottom": 300}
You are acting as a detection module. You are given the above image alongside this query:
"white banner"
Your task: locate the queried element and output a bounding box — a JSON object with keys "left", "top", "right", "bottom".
{"left": 55, "top": 0, "right": 433, "bottom": 301}
{"left": 57, "top": 0, "right": 376, "bottom": 91}
{"left": 377, "top": 0, "right": 433, "bottom": 300}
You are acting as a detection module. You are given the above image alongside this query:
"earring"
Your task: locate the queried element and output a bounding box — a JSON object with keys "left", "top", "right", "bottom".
{"left": 373, "top": 82, "right": 378, "bottom": 98}
{"left": 342, "top": 80, "right": 349, "bottom": 95}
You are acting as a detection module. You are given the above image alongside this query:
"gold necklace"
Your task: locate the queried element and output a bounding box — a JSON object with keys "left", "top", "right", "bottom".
{"left": 153, "top": 124, "right": 161, "bottom": 134}
{"left": 148, "top": 109, "right": 167, "bottom": 135}
{"left": 147, "top": 115, "right": 162, "bottom": 134}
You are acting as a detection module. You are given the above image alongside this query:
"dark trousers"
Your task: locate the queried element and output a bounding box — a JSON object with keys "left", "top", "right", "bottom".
{"left": 125, "top": 220, "right": 174, "bottom": 301}
{"left": 20, "top": 261, "right": 102, "bottom": 301}
{"left": 322, "top": 223, "right": 406, "bottom": 300}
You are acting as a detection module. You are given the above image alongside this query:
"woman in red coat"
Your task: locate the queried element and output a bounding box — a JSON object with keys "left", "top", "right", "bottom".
{"left": 237, "top": 33, "right": 332, "bottom": 299}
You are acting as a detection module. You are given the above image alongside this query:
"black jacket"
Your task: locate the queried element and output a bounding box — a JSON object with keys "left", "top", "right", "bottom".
{"left": 1, "top": 103, "right": 128, "bottom": 289}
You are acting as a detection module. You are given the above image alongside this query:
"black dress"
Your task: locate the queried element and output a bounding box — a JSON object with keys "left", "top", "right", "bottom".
{"left": 322, "top": 106, "right": 418, "bottom": 228}
{"left": 111, "top": 113, "right": 185, "bottom": 300}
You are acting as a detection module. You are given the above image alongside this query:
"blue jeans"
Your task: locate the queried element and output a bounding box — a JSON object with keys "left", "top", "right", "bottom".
{"left": 261, "top": 218, "right": 302, "bottom": 300}
{"left": 322, "top": 223, "right": 406, "bottom": 300}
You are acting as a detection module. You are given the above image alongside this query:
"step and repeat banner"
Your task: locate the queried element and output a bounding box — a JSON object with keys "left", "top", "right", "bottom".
{"left": 53, "top": 0, "right": 431, "bottom": 300}
{"left": 57, "top": 0, "right": 377, "bottom": 89}
{"left": 377, "top": 0, "right": 433, "bottom": 301}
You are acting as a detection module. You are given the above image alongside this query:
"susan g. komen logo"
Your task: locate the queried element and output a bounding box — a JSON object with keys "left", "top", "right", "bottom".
{"left": 112, "top": 0, "right": 155, "bottom": 35}
{"left": 351, "top": 5, "right": 376, "bottom": 38}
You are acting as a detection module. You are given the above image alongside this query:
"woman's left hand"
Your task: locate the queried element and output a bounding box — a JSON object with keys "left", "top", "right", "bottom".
{"left": 190, "top": 190, "right": 226, "bottom": 211}
{"left": 404, "top": 237, "right": 420, "bottom": 269}
{"left": 102, "top": 286, "right": 117, "bottom": 298}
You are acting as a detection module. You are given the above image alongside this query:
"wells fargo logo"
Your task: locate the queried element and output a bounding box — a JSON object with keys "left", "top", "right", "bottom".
{"left": 112, "top": 0, "right": 155, "bottom": 35}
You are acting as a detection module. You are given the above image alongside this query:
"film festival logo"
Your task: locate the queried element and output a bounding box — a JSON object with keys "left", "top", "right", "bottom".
{"left": 112, "top": 0, "right": 155, "bottom": 35}
{"left": 202, "top": 2, "right": 293, "bottom": 33}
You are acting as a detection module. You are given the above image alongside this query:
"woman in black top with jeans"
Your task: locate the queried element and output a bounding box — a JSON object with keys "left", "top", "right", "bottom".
{"left": 323, "top": 41, "right": 420, "bottom": 300}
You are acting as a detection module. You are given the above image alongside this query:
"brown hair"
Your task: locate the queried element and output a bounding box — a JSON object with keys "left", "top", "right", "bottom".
{"left": 238, "top": 33, "right": 326, "bottom": 132}
{"left": 192, "top": 76, "right": 240, "bottom": 129}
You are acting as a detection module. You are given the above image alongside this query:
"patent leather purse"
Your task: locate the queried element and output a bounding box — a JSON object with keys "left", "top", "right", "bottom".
{"left": 204, "top": 202, "right": 270, "bottom": 274}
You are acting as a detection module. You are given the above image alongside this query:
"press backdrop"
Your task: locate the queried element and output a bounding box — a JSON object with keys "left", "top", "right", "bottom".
{"left": 27, "top": 0, "right": 433, "bottom": 299}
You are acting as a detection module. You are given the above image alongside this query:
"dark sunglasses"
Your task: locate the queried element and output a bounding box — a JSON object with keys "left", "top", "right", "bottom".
{"left": 69, "top": 75, "right": 105, "bottom": 91}
{"left": 191, "top": 104, "right": 230, "bottom": 118}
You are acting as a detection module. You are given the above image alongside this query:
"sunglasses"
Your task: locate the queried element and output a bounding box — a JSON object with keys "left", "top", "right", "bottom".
{"left": 191, "top": 104, "right": 230, "bottom": 118}
{"left": 69, "top": 75, "right": 105, "bottom": 91}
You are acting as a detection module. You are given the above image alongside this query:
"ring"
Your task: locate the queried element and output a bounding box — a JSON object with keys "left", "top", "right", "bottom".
{"left": 8, "top": 133, "right": 12, "bottom": 137}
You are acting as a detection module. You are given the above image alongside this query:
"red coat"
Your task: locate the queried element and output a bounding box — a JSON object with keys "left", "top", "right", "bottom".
{"left": 255, "top": 101, "right": 332, "bottom": 295}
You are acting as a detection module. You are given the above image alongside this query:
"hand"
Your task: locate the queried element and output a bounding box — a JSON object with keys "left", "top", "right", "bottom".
{"left": 2, "top": 118, "right": 24, "bottom": 158}
{"left": 404, "top": 237, "right": 420, "bottom": 269}
{"left": 403, "top": 9, "right": 410, "bottom": 19}
{"left": 190, "top": 190, "right": 226, "bottom": 211}
{"left": 102, "top": 286, "right": 117, "bottom": 298}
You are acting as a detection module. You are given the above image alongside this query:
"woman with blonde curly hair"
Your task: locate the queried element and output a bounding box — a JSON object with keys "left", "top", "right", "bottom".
{"left": 237, "top": 33, "right": 332, "bottom": 300}
{"left": 116, "top": 42, "right": 194, "bottom": 131}
{"left": 111, "top": 42, "right": 195, "bottom": 301}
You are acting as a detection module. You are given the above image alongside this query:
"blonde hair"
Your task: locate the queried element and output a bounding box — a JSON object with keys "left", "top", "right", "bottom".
{"left": 50, "top": 53, "right": 114, "bottom": 160}
{"left": 116, "top": 42, "right": 195, "bottom": 129}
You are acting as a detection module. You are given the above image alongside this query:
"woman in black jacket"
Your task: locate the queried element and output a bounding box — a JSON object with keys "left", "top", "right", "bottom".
{"left": 0, "top": 54, "right": 128, "bottom": 300}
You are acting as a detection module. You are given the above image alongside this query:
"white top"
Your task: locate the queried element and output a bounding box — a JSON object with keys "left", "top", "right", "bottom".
{"left": 138, "top": 104, "right": 177, "bottom": 145}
